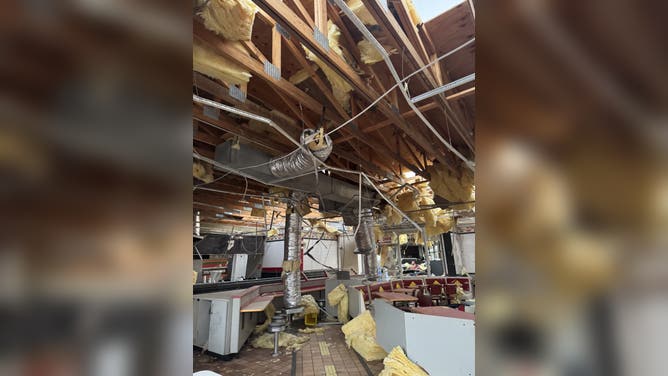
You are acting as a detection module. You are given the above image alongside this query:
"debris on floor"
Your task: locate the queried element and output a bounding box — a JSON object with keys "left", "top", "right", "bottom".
{"left": 341, "top": 310, "right": 388, "bottom": 361}
{"left": 298, "top": 327, "right": 325, "bottom": 334}
{"left": 378, "top": 346, "right": 429, "bottom": 376}
{"left": 250, "top": 332, "right": 310, "bottom": 352}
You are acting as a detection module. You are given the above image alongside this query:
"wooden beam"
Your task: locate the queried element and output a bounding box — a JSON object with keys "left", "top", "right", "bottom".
{"left": 255, "top": 0, "right": 456, "bottom": 170}
{"left": 446, "top": 87, "right": 475, "bottom": 101}
{"left": 193, "top": 105, "right": 289, "bottom": 155}
{"left": 271, "top": 87, "right": 316, "bottom": 128}
{"left": 194, "top": 73, "right": 303, "bottom": 135}
{"left": 417, "top": 23, "right": 443, "bottom": 85}
{"left": 282, "top": 36, "right": 349, "bottom": 121}
{"left": 194, "top": 21, "right": 322, "bottom": 114}
{"left": 290, "top": 0, "right": 315, "bottom": 28}
{"left": 242, "top": 40, "right": 269, "bottom": 63}
{"left": 333, "top": 101, "right": 439, "bottom": 144}
{"left": 400, "top": 133, "right": 426, "bottom": 171}
{"left": 194, "top": 127, "right": 221, "bottom": 146}
{"left": 271, "top": 25, "right": 282, "bottom": 71}
{"left": 389, "top": 0, "right": 431, "bottom": 68}
{"left": 314, "top": 0, "right": 327, "bottom": 34}
{"left": 364, "top": 0, "right": 473, "bottom": 152}
{"left": 254, "top": 0, "right": 371, "bottom": 100}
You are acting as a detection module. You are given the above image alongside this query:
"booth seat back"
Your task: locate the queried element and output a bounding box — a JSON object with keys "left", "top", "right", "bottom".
{"left": 369, "top": 282, "right": 392, "bottom": 294}
{"left": 446, "top": 277, "right": 471, "bottom": 292}
{"left": 425, "top": 277, "right": 446, "bottom": 295}
{"left": 401, "top": 278, "right": 424, "bottom": 288}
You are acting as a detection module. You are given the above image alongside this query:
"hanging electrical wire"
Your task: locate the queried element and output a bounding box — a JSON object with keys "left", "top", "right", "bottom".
{"left": 332, "top": 0, "right": 475, "bottom": 171}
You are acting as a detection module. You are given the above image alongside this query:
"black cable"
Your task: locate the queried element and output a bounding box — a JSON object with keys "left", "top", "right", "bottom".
{"left": 303, "top": 232, "right": 337, "bottom": 271}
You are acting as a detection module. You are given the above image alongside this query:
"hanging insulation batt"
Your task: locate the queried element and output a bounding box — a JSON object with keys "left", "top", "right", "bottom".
{"left": 347, "top": 0, "right": 378, "bottom": 25}
{"left": 327, "top": 283, "right": 349, "bottom": 323}
{"left": 341, "top": 310, "right": 388, "bottom": 361}
{"left": 383, "top": 205, "right": 403, "bottom": 226}
{"left": 427, "top": 163, "right": 475, "bottom": 210}
{"left": 396, "top": 191, "right": 422, "bottom": 222}
{"left": 378, "top": 346, "right": 429, "bottom": 376}
{"left": 358, "top": 39, "right": 396, "bottom": 65}
{"left": 193, "top": 161, "right": 214, "bottom": 183}
{"left": 193, "top": 40, "right": 251, "bottom": 86}
{"left": 304, "top": 21, "right": 353, "bottom": 111}
{"left": 404, "top": 0, "right": 422, "bottom": 26}
{"left": 199, "top": 0, "right": 259, "bottom": 41}
{"left": 253, "top": 302, "right": 276, "bottom": 334}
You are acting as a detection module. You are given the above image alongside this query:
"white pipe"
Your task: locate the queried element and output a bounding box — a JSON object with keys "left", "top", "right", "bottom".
{"left": 326, "top": 38, "right": 475, "bottom": 136}
{"left": 411, "top": 73, "right": 475, "bottom": 103}
{"left": 332, "top": 0, "right": 475, "bottom": 171}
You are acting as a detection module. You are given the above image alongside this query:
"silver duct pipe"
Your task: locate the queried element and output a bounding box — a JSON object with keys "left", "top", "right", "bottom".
{"left": 355, "top": 208, "right": 378, "bottom": 280}
{"left": 270, "top": 129, "right": 333, "bottom": 177}
{"left": 283, "top": 194, "right": 303, "bottom": 308}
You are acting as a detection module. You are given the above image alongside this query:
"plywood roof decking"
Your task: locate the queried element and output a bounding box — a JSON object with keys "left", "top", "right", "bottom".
{"left": 193, "top": 0, "right": 476, "bottom": 229}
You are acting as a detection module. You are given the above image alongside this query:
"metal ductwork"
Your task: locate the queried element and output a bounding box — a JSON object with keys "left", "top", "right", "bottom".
{"left": 214, "top": 136, "right": 377, "bottom": 215}
{"left": 283, "top": 194, "right": 302, "bottom": 308}
{"left": 354, "top": 208, "right": 378, "bottom": 280}
{"left": 270, "top": 129, "right": 333, "bottom": 177}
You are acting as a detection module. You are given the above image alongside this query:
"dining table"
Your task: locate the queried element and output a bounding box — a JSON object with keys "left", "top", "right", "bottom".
{"left": 372, "top": 291, "right": 418, "bottom": 306}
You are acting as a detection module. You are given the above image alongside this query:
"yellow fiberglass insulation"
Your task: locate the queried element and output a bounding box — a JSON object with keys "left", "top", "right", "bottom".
{"left": 347, "top": 0, "right": 378, "bottom": 25}
{"left": 396, "top": 191, "right": 423, "bottom": 222}
{"left": 199, "top": 0, "right": 259, "bottom": 41}
{"left": 341, "top": 311, "right": 388, "bottom": 361}
{"left": 373, "top": 226, "right": 384, "bottom": 244}
{"left": 304, "top": 21, "right": 353, "bottom": 111}
{"left": 193, "top": 40, "right": 251, "bottom": 86}
{"left": 309, "top": 219, "right": 340, "bottom": 234}
{"left": 379, "top": 346, "right": 429, "bottom": 376}
{"left": 251, "top": 332, "right": 310, "bottom": 351}
{"left": 358, "top": 39, "right": 397, "bottom": 65}
{"left": 301, "top": 294, "right": 320, "bottom": 316}
{"left": 426, "top": 211, "right": 453, "bottom": 238}
{"left": 328, "top": 283, "right": 349, "bottom": 323}
{"left": 193, "top": 161, "right": 213, "bottom": 183}
{"left": 383, "top": 205, "right": 403, "bottom": 226}
{"left": 254, "top": 303, "right": 276, "bottom": 334}
{"left": 299, "top": 327, "right": 325, "bottom": 334}
{"left": 426, "top": 163, "right": 475, "bottom": 209}
{"left": 404, "top": 0, "right": 422, "bottom": 26}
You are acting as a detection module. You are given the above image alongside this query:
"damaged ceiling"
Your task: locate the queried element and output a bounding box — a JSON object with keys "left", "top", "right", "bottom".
{"left": 193, "top": 0, "right": 475, "bottom": 230}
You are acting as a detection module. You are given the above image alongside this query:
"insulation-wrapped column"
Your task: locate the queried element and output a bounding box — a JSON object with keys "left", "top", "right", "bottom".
{"left": 283, "top": 198, "right": 303, "bottom": 308}
{"left": 355, "top": 208, "right": 378, "bottom": 280}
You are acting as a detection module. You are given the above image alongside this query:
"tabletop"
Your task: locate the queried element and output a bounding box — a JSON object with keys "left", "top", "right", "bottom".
{"left": 393, "top": 288, "right": 418, "bottom": 295}
{"left": 410, "top": 306, "right": 474, "bottom": 320}
{"left": 372, "top": 291, "right": 418, "bottom": 302}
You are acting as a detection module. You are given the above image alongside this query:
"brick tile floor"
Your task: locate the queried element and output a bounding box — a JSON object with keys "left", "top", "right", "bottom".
{"left": 194, "top": 324, "right": 385, "bottom": 375}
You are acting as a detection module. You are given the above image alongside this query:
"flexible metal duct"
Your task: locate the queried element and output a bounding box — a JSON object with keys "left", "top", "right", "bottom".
{"left": 270, "top": 129, "right": 333, "bottom": 178}
{"left": 283, "top": 196, "right": 303, "bottom": 308}
{"left": 355, "top": 208, "right": 378, "bottom": 280}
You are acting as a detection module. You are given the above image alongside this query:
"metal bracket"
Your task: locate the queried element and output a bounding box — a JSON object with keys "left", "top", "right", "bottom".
{"left": 264, "top": 60, "right": 281, "bottom": 80}
{"left": 203, "top": 105, "right": 220, "bottom": 120}
{"left": 275, "top": 23, "right": 290, "bottom": 40}
{"left": 229, "top": 85, "right": 246, "bottom": 102}
{"left": 313, "top": 27, "right": 329, "bottom": 52}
